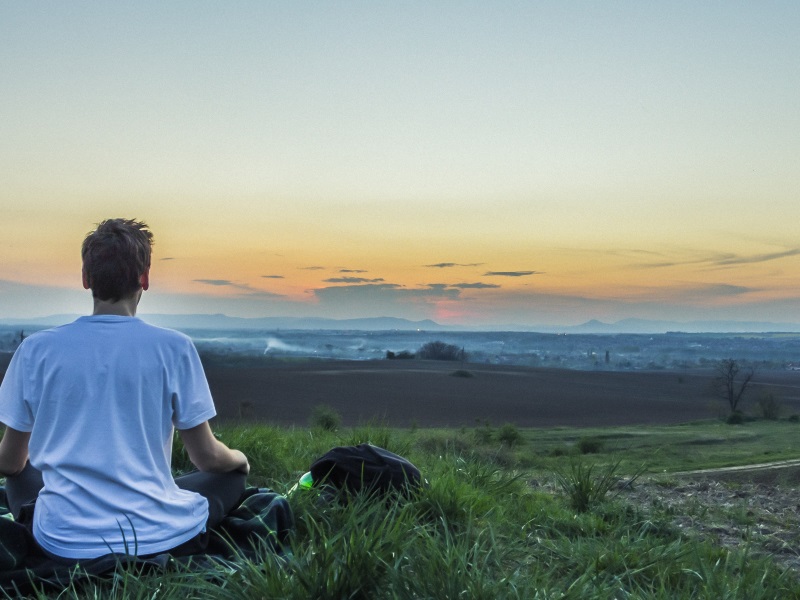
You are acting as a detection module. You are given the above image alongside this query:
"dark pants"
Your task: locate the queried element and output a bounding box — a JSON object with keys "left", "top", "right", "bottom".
{"left": 5, "top": 462, "right": 247, "bottom": 557}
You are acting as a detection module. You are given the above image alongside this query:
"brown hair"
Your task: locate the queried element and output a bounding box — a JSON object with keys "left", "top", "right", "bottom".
{"left": 81, "top": 218, "right": 154, "bottom": 302}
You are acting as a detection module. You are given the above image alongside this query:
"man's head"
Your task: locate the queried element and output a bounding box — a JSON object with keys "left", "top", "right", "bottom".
{"left": 81, "top": 219, "right": 154, "bottom": 302}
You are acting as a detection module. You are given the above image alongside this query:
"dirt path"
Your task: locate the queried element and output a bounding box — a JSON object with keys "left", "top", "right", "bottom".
{"left": 617, "top": 461, "right": 800, "bottom": 576}
{"left": 673, "top": 458, "right": 800, "bottom": 485}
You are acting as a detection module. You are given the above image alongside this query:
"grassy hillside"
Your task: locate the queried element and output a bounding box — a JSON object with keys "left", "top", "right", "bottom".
{"left": 10, "top": 419, "right": 800, "bottom": 598}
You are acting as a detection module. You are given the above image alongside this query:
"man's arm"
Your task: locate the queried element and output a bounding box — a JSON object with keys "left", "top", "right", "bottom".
{"left": 0, "top": 426, "right": 30, "bottom": 477}
{"left": 178, "top": 421, "right": 250, "bottom": 474}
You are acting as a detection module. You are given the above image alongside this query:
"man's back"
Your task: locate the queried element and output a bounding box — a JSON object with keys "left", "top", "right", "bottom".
{"left": 0, "top": 218, "right": 249, "bottom": 561}
{"left": 0, "top": 315, "right": 216, "bottom": 558}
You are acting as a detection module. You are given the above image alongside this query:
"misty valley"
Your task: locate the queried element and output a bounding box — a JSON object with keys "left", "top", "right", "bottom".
{"left": 4, "top": 325, "right": 797, "bottom": 372}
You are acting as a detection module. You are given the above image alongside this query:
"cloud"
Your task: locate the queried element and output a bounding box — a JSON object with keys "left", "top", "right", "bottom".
{"left": 261, "top": 275, "right": 284, "bottom": 279}
{"left": 339, "top": 269, "right": 367, "bottom": 273}
{"left": 194, "top": 279, "right": 234, "bottom": 286}
{"left": 666, "top": 283, "right": 757, "bottom": 301}
{"left": 634, "top": 261, "right": 682, "bottom": 269}
{"left": 425, "top": 262, "right": 483, "bottom": 268}
{"left": 314, "top": 283, "right": 461, "bottom": 303}
{"left": 450, "top": 282, "right": 501, "bottom": 289}
{"left": 160, "top": 257, "right": 175, "bottom": 261}
{"left": 634, "top": 248, "right": 800, "bottom": 270}
{"left": 703, "top": 284, "right": 754, "bottom": 296}
{"left": 483, "top": 271, "right": 541, "bottom": 277}
{"left": 301, "top": 266, "right": 326, "bottom": 271}
{"left": 193, "top": 279, "right": 284, "bottom": 297}
{"left": 713, "top": 248, "right": 800, "bottom": 266}
{"left": 324, "top": 277, "right": 385, "bottom": 284}
{"left": 302, "top": 282, "right": 468, "bottom": 320}
{"left": 422, "top": 282, "right": 500, "bottom": 291}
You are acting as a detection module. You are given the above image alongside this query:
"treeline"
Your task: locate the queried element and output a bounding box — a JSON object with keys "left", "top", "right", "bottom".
{"left": 386, "top": 340, "right": 466, "bottom": 362}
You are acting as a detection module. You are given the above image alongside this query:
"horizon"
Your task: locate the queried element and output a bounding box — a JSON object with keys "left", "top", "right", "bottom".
{"left": 2, "top": 311, "right": 800, "bottom": 336}
{"left": 2, "top": 3, "right": 799, "bottom": 327}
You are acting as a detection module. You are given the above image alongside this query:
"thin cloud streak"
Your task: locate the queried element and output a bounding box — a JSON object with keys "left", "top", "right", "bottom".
{"left": 483, "top": 271, "right": 541, "bottom": 277}
{"left": 450, "top": 282, "right": 501, "bottom": 289}
{"left": 193, "top": 279, "right": 284, "bottom": 297}
{"left": 634, "top": 248, "right": 800, "bottom": 269}
{"left": 714, "top": 248, "right": 800, "bottom": 266}
{"left": 324, "top": 277, "right": 385, "bottom": 284}
{"left": 425, "top": 262, "right": 484, "bottom": 268}
{"left": 194, "top": 279, "right": 234, "bottom": 286}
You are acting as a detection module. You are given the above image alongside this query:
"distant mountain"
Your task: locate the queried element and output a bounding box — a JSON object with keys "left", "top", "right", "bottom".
{"left": 567, "top": 318, "right": 800, "bottom": 334}
{"left": 2, "top": 313, "right": 799, "bottom": 334}
{"left": 0, "top": 313, "right": 447, "bottom": 331}
{"left": 139, "top": 314, "right": 448, "bottom": 331}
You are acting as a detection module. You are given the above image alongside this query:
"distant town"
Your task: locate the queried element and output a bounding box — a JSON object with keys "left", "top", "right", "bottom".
{"left": 3, "top": 318, "right": 799, "bottom": 372}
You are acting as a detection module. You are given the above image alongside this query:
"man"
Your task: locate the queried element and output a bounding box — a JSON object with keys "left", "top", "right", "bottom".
{"left": 0, "top": 218, "right": 249, "bottom": 561}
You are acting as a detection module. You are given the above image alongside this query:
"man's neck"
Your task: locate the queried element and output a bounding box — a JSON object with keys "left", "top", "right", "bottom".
{"left": 91, "top": 291, "right": 141, "bottom": 317}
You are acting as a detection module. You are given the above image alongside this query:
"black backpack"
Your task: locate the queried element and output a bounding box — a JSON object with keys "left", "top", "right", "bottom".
{"left": 309, "top": 444, "right": 422, "bottom": 498}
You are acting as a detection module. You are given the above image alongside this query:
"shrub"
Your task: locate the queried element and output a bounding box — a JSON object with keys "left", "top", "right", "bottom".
{"left": 554, "top": 458, "right": 643, "bottom": 512}
{"left": 578, "top": 437, "right": 603, "bottom": 454}
{"left": 726, "top": 411, "right": 745, "bottom": 425}
{"left": 473, "top": 423, "right": 494, "bottom": 444}
{"left": 497, "top": 423, "right": 522, "bottom": 447}
{"left": 311, "top": 404, "right": 342, "bottom": 431}
{"left": 554, "top": 459, "right": 621, "bottom": 512}
{"left": 386, "top": 350, "right": 415, "bottom": 360}
{"left": 417, "top": 341, "right": 466, "bottom": 361}
{"left": 450, "top": 369, "right": 473, "bottom": 378}
{"left": 757, "top": 392, "right": 782, "bottom": 420}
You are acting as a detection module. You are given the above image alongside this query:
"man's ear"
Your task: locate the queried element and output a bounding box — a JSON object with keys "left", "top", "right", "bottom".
{"left": 82, "top": 269, "right": 90, "bottom": 290}
{"left": 140, "top": 269, "right": 150, "bottom": 291}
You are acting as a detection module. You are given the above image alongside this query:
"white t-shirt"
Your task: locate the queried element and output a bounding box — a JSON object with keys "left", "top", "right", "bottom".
{"left": 0, "top": 315, "right": 217, "bottom": 559}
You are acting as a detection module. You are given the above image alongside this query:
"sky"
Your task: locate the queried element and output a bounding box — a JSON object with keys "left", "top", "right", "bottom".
{"left": 1, "top": 2, "right": 799, "bottom": 328}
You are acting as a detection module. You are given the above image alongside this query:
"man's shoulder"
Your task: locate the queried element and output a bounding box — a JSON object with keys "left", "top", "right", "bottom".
{"left": 134, "top": 319, "right": 194, "bottom": 343}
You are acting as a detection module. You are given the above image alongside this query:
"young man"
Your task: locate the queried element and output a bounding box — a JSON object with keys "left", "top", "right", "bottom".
{"left": 0, "top": 218, "right": 249, "bottom": 561}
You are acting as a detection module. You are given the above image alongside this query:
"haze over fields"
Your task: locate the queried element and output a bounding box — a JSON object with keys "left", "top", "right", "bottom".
{"left": 2, "top": 3, "right": 799, "bottom": 329}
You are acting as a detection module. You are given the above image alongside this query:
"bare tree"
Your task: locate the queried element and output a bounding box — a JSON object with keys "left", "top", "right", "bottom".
{"left": 715, "top": 358, "right": 754, "bottom": 413}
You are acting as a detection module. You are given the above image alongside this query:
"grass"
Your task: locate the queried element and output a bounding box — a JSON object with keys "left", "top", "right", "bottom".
{"left": 7, "top": 419, "right": 800, "bottom": 598}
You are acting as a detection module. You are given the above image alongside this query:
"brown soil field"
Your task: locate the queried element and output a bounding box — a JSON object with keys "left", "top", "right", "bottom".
{"left": 202, "top": 359, "right": 800, "bottom": 428}
{"left": 3, "top": 353, "right": 800, "bottom": 428}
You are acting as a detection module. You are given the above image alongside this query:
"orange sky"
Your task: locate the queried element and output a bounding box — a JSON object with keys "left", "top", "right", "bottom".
{"left": 2, "top": 3, "right": 799, "bottom": 328}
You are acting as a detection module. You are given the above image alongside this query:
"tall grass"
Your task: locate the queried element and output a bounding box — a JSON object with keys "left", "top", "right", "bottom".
{"left": 8, "top": 422, "right": 800, "bottom": 599}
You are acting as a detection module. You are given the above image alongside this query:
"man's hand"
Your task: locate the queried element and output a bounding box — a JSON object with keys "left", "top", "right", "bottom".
{"left": 179, "top": 422, "right": 250, "bottom": 475}
{"left": 232, "top": 449, "right": 250, "bottom": 474}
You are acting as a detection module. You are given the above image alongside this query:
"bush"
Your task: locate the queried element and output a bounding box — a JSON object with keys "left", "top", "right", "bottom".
{"left": 578, "top": 437, "right": 603, "bottom": 454}
{"left": 417, "top": 341, "right": 466, "bottom": 361}
{"left": 554, "top": 458, "right": 622, "bottom": 512}
{"left": 497, "top": 423, "right": 522, "bottom": 447}
{"left": 726, "top": 411, "right": 745, "bottom": 425}
{"left": 386, "top": 350, "right": 415, "bottom": 360}
{"left": 554, "top": 458, "right": 645, "bottom": 512}
{"left": 474, "top": 423, "right": 494, "bottom": 444}
{"left": 757, "top": 392, "right": 782, "bottom": 420}
{"left": 450, "top": 369, "right": 473, "bottom": 378}
{"left": 311, "top": 404, "right": 342, "bottom": 431}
